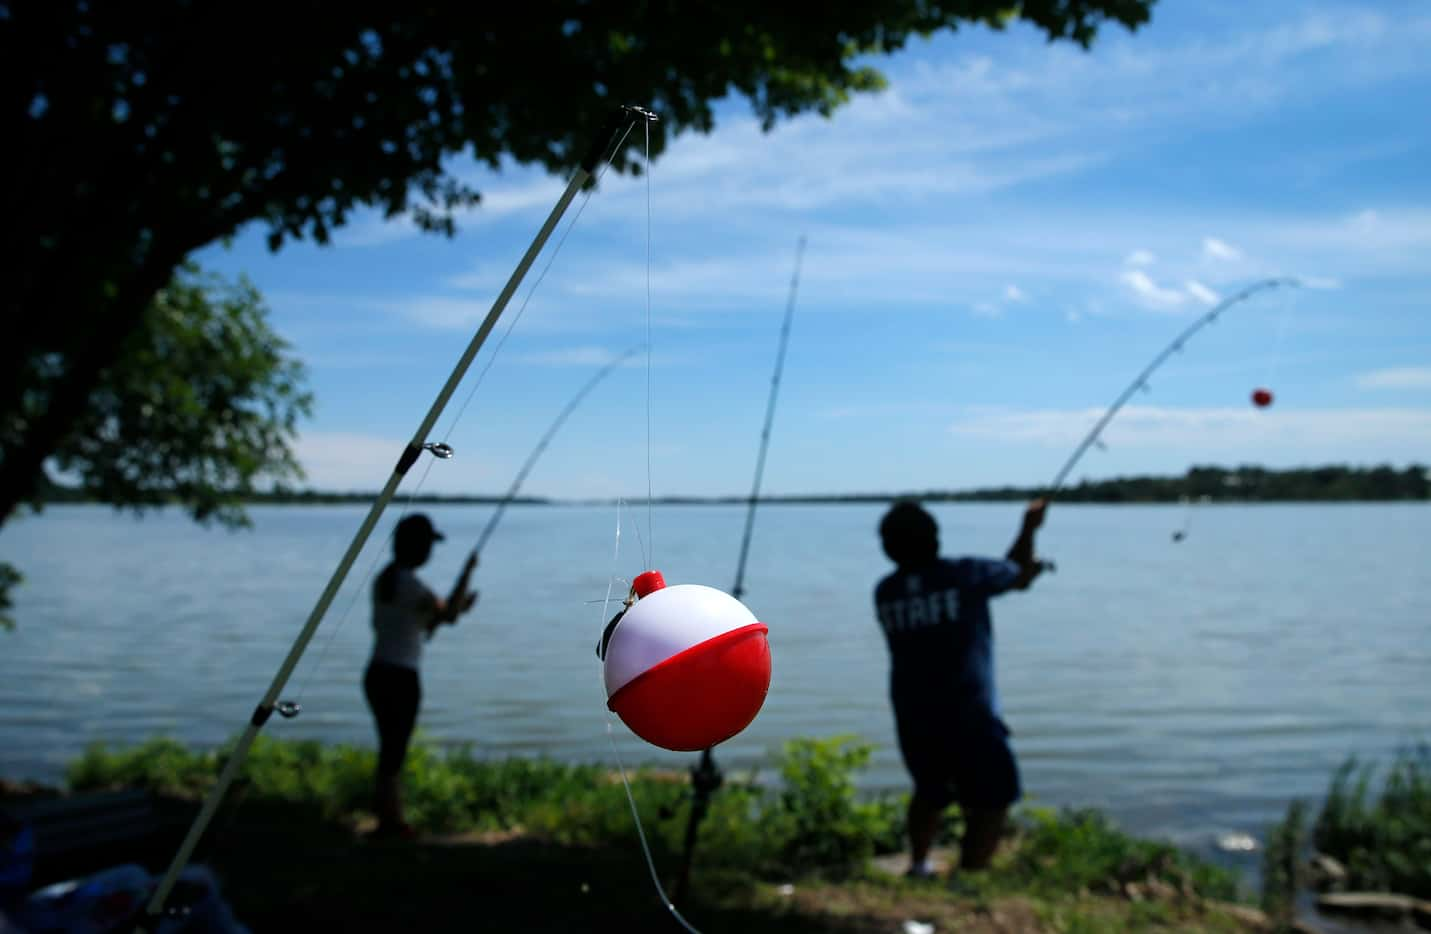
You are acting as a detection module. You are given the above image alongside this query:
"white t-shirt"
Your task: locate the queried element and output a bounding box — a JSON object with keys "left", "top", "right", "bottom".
{"left": 371, "top": 566, "right": 438, "bottom": 671}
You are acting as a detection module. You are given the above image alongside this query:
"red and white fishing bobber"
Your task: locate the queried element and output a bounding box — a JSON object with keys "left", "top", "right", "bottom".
{"left": 602, "top": 570, "right": 771, "bottom": 752}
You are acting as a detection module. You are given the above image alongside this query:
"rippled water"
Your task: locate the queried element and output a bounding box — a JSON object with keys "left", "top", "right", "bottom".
{"left": 3, "top": 502, "right": 1428, "bottom": 866}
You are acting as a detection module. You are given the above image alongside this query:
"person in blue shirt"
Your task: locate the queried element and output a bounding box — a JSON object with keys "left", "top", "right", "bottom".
{"left": 873, "top": 498, "right": 1047, "bottom": 878}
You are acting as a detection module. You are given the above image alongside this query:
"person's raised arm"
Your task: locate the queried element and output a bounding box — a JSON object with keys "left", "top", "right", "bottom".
{"left": 1005, "top": 499, "right": 1047, "bottom": 590}
{"left": 428, "top": 553, "right": 478, "bottom": 634}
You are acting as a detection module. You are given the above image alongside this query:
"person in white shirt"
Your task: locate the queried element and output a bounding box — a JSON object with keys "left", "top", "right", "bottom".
{"left": 363, "top": 513, "right": 476, "bottom": 838}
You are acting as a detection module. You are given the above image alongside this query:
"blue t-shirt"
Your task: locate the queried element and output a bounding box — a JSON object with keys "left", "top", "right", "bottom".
{"left": 873, "top": 556, "right": 1021, "bottom": 721}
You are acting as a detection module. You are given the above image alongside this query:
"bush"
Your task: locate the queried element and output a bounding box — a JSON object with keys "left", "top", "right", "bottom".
{"left": 762, "top": 735, "right": 905, "bottom": 876}
{"left": 68, "top": 737, "right": 222, "bottom": 797}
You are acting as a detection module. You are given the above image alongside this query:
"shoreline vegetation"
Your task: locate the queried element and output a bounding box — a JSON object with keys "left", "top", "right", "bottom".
{"left": 37, "top": 463, "right": 1431, "bottom": 508}
{"left": 28, "top": 735, "right": 1254, "bottom": 932}
{"left": 7, "top": 736, "right": 1426, "bottom": 931}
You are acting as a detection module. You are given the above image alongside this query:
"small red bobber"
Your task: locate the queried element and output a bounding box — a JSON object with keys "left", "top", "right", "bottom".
{"left": 1251, "top": 388, "right": 1274, "bottom": 408}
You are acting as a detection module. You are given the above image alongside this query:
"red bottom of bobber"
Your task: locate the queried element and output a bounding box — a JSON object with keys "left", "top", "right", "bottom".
{"left": 608, "top": 623, "right": 771, "bottom": 752}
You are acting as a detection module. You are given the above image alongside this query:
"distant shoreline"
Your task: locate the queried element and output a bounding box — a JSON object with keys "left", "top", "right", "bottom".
{"left": 38, "top": 463, "right": 1431, "bottom": 506}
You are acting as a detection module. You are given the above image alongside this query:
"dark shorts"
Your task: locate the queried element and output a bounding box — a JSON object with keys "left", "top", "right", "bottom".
{"left": 364, "top": 660, "right": 421, "bottom": 779}
{"left": 894, "top": 709, "right": 1021, "bottom": 811}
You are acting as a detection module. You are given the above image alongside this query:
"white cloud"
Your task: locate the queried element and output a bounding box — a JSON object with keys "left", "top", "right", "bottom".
{"left": 445, "top": 264, "right": 510, "bottom": 291}
{"left": 1184, "top": 280, "right": 1220, "bottom": 306}
{"left": 565, "top": 255, "right": 788, "bottom": 305}
{"left": 307, "top": 7, "right": 1431, "bottom": 271}
{"left": 331, "top": 213, "right": 421, "bottom": 249}
{"left": 972, "top": 301, "right": 1003, "bottom": 318}
{"left": 512, "top": 346, "right": 644, "bottom": 367}
{"left": 1203, "top": 237, "right": 1244, "bottom": 262}
{"left": 820, "top": 401, "right": 961, "bottom": 420}
{"left": 1005, "top": 284, "right": 1029, "bottom": 302}
{"left": 330, "top": 175, "right": 569, "bottom": 249}
{"left": 903, "top": 9, "right": 1431, "bottom": 144}
{"left": 1272, "top": 208, "right": 1431, "bottom": 257}
{"left": 1356, "top": 367, "right": 1431, "bottom": 390}
{"left": 294, "top": 431, "right": 515, "bottom": 494}
{"left": 1120, "top": 270, "right": 1188, "bottom": 310}
{"left": 294, "top": 432, "right": 407, "bottom": 491}
{"left": 948, "top": 405, "right": 1431, "bottom": 451}
{"left": 395, "top": 297, "right": 494, "bottom": 330}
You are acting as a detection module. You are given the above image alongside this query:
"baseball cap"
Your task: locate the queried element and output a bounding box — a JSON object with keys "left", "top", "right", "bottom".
{"left": 396, "top": 513, "right": 445, "bottom": 543}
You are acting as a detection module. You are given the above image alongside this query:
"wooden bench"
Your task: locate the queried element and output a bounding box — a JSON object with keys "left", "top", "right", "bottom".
{"left": 3, "top": 789, "right": 198, "bottom": 889}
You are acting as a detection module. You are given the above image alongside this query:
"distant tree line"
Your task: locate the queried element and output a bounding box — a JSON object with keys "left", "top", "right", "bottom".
{"left": 36, "top": 480, "right": 545, "bottom": 507}
{"left": 925, "top": 464, "right": 1431, "bottom": 503}
{"left": 39, "top": 464, "right": 1430, "bottom": 507}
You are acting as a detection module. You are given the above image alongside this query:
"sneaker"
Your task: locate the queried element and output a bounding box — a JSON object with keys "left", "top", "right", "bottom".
{"left": 904, "top": 862, "right": 939, "bottom": 881}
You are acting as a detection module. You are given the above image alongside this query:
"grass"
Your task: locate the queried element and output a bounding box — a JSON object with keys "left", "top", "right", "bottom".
{"left": 67, "top": 733, "right": 908, "bottom": 878}
{"left": 1260, "top": 798, "right": 1306, "bottom": 926}
{"left": 56, "top": 733, "right": 1257, "bottom": 931}
{"left": 1300, "top": 745, "right": 1431, "bottom": 898}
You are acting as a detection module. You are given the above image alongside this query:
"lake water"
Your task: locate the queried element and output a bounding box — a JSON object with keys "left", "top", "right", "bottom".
{"left": 2, "top": 502, "right": 1428, "bottom": 869}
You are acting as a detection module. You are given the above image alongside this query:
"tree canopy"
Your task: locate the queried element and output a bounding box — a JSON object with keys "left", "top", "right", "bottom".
{"left": 48, "top": 265, "right": 312, "bottom": 526}
{"left": 1, "top": 265, "right": 310, "bottom": 628}
{"left": 0, "top": 0, "right": 1155, "bottom": 529}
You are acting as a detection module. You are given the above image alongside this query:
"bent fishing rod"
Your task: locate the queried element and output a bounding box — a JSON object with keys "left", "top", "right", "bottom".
{"left": 673, "top": 235, "right": 806, "bottom": 905}
{"left": 1045, "top": 277, "right": 1300, "bottom": 500}
{"left": 139, "top": 104, "right": 658, "bottom": 931}
{"left": 469, "top": 345, "right": 642, "bottom": 558}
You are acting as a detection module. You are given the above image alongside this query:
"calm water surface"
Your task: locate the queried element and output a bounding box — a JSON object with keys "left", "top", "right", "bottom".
{"left": 2, "top": 502, "right": 1428, "bottom": 869}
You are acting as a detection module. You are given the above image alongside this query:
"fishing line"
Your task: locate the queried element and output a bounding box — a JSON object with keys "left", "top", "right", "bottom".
{"left": 604, "top": 723, "right": 702, "bottom": 934}
{"left": 643, "top": 118, "right": 655, "bottom": 565}
{"left": 594, "top": 116, "right": 704, "bottom": 932}
{"left": 1172, "top": 493, "right": 1193, "bottom": 543}
{"left": 1261, "top": 282, "right": 1298, "bottom": 391}
{"left": 597, "top": 501, "right": 703, "bottom": 934}
{"left": 438, "top": 123, "right": 638, "bottom": 446}
{"left": 631, "top": 507, "right": 649, "bottom": 572}
{"left": 281, "top": 129, "right": 639, "bottom": 711}
{"left": 468, "top": 344, "right": 643, "bottom": 557}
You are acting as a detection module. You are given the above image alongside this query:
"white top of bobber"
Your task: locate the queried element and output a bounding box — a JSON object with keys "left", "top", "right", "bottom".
{"left": 603, "top": 572, "right": 760, "bottom": 697}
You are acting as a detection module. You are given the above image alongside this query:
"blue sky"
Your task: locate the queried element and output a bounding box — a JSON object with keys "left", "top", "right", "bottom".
{"left": 197, "top": 1, "right": 1431, "bottom": 499}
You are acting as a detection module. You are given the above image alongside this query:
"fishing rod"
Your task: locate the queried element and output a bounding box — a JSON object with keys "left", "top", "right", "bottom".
{"left": 734, "top": 237, "right": 805, "bottom": 599}
{"left": 468, "top": 345, "right": 641, "bottom": 558}
{"left": 672, "top": 236, "right": 806, "bottom": 905}
{"left": 1045, "top": 277, "right": 1300, "bottom": 500}
{"left": 139, "top": 104, "right": 657, "bottom": 931}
